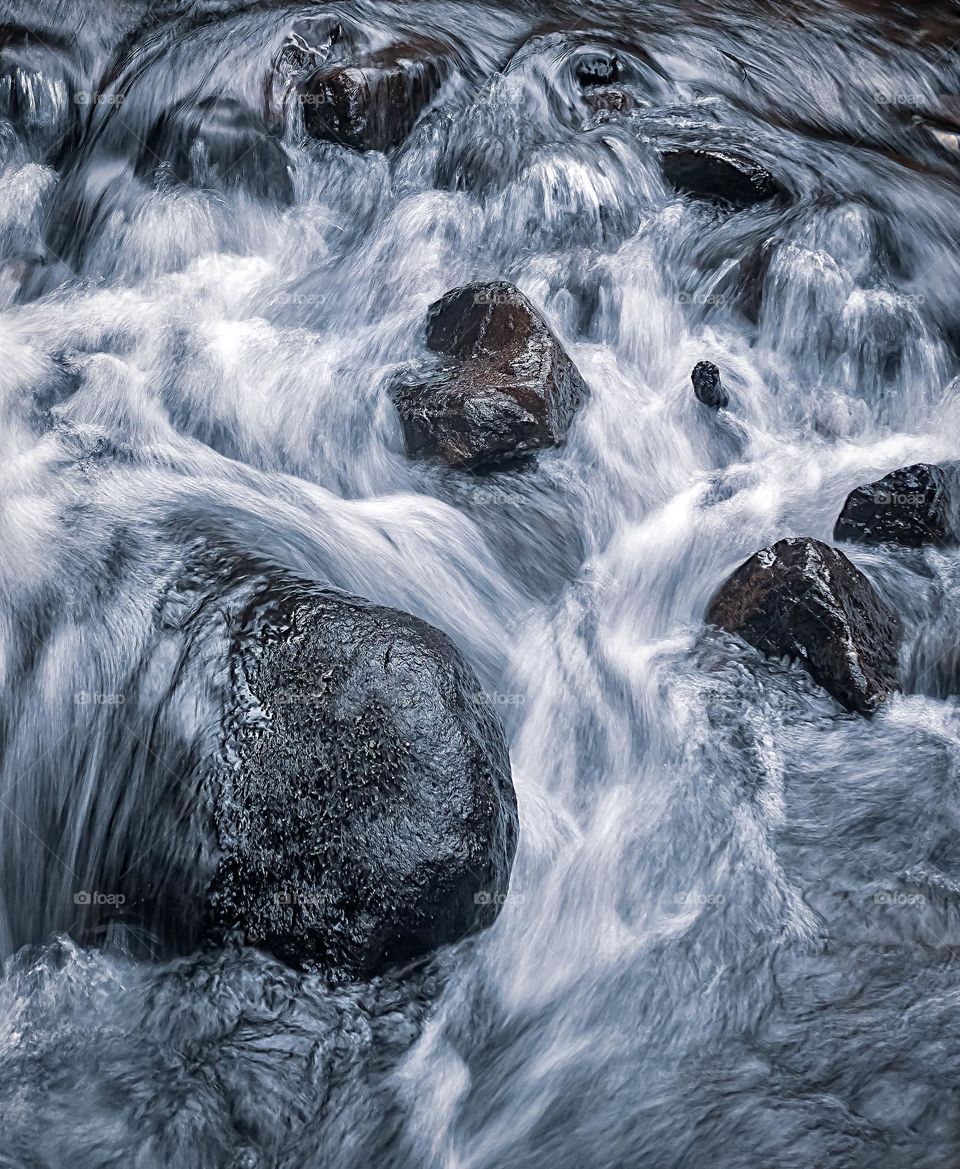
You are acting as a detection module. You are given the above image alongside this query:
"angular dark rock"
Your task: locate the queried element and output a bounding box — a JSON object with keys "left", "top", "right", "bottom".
{"left": 661, "top": 149, "right": 788, "bottom": 209}
{"left": 833, "top": 464, "right": 959, "bottom": 548}
{"left": 391, "top": 281, "right": 589, "bottom": 470}
{"left": 300, "top": 40, "right": 449, "bottom": 152}
{"left": 706, "top": 536, "right": 901, "bottom": 715}
{"left": 208, "top": 580, "right": 519, "bottom": 978}
{"left": 692, "top": 361, "right": 728, "bottom": 409}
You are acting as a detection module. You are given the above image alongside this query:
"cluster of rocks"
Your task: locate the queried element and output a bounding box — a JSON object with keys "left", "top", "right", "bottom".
{"left": 707, "top": 463, "right": 959, "bottom": 716}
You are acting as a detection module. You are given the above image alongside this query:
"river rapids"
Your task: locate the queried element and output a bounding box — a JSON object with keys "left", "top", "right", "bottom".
{"left": 1, "top": 0, "right": 960, "bottom": 1166}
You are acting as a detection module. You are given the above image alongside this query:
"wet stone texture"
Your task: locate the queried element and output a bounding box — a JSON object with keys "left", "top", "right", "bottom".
{"left": 707, "top": 536, "right": 902, "bottom": 716}
{"left": 834, "top": 463, "right": 960, "bottom": 548}
{"left": 300, "top": 40, "right": 449, "bottom": 152}
{"left": 391, "top": 281, "right": 590, "bottom": 471}
{"left": 208, "top": 581, "right": 519, "bottom": 979}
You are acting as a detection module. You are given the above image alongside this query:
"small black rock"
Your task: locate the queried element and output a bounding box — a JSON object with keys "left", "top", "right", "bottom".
{"left": 692, "top": 361, "right": 728, "bottom": 409}
{"left": 834, "top": 464, "right": 959, "bottom": 548}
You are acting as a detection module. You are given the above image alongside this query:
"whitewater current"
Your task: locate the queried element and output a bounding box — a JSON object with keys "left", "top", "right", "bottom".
{"left": 1, "top": 0, "right": 960, "bottom": 1165}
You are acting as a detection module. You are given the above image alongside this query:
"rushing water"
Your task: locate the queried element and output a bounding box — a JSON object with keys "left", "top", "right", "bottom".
{"left": 2, "top": 0, "right": 960, "bottom": 1165}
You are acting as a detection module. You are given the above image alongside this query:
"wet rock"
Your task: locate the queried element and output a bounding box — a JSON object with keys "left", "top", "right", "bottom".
{"left": 300, "top": 40, "right": 448, "bottom": 152}
{"left": 661, "top": 149, "right": 788, "bottom": 209}
{"left": 692, "top": 361, "right": 728, "bottom": 409}
{"left": 575, "top": 50, "right": 622, "bottom": 88}
{"left": 834, "top": 464, "right": 960, "bottom": 548}
{"left": 209, "top": 581, "right": 518, "bottom": 978}
{"left": 391, "top": 281, "right": 589, "bottom": 471}
{"left": 582, "top": 88, "right": 634, "bottom": 116}
{"left": 142, "top": 96, "right": 293, "bottom": 203}
{"left": 275, "top": 15, "right": 342, "bottom": 78}
{"left": 706, "top": 536, "right": 901, "bottom": 715}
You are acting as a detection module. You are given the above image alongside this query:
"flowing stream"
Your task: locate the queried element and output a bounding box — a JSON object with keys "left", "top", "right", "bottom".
{"left": 2, "top": 1, "right": 960, "bottom": 1165}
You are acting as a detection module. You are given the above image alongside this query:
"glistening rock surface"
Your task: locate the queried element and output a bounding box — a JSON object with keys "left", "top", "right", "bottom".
{"left": 391, "top": 281, "right": 589, "bottom": 470}
{"left": 661, "top": 148, "right": 788, "bottom": 209}
{"left": 209, "top": 579, "right": 519, "bottom": 978}
{"left": 706, "top": 536, "right": 901, "bottom": 715}
{"left": 833, "top": 463, "right": 959, "bottom": 548}
{"left": 300, "top": 40, "right": 449, "bottom": 151}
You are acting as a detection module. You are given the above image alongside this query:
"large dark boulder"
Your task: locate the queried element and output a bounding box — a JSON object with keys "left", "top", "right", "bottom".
{"left": 661, "top": 149, "right": 788, "bottom": 210}
{"left": 706, "top": 537, "right": 901, "bottom": 715}
{"left": 300, "top": 40, "right": 449, "bottom": 152}
{"left": 391, "top": 281, "right": 589, "bottom": 471}
{"left": 834, "top": 464, "right": 960, "bottom": 548}
{"left": 208, "top": 580, "right": 518, "bottom": 978}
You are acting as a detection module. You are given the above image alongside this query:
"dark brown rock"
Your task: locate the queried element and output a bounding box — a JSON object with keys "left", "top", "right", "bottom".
{"left": 300, "top": 40, "right": 449, "bottom": 152}
{"left": 661, "top": 149, "right": 788, "bottom": 209}
{"left": 391, "top": 281, "right": 589, "bottom": 471}
{"left": 706, "top": 537, "right": 901, "bottom": 715}
{"left": 834, "top": 464, "right": 959, "bottom": 548}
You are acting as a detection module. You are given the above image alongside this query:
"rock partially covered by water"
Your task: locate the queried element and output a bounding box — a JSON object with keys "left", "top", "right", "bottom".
{"left": 575, "top": 50, "right": 622, "bottom": 87}
{"left": 834, "top": 464, "right": 960, "bottom": 548}
{"left": 209, "top": 582, "right": 518, "bottom": 978}
{"left": 692, "top": 361, "right": 728, "bottom": 409}
{"left": 391, "top": 281, "right": 589, "bottom": 471}
{"left": 300, "top": 40, "right": 448, "bottom": 152}
{"left": 144, "top": 95, "right": 292, "bottom": 203}
{"left": 706, "top": 537, "right": 901, "bottom": 715}
{"left": 661, "top": 149, "right": 787, "bottom": 209}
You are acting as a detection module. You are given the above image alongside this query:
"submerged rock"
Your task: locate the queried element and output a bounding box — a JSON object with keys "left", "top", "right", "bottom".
{"left": 209, "top": 580, "right": 518, "bottom": 977}
{"left": 300, "top": 40, "right": 448, "bottom": 152}
{"left": 575, "top": 50, "right": 622, "bottom": 88}
{"left": 661, "top": 149, "right": 787, "bottom": 209}
{"left": 706, "top": 536, "right": 901, "bottom": 715}
{"left": 391, "top": 281, "right": 589, "bottom": 471}
{"left": 143, "top": 95, "right": 293, "bottom": 203}
{"left": 275, "top": 15, "right": 343, "bottom": 79}
{"left": 692, "top": 361, "right": 728, "bottom": 409}
{"left": 834, "top": 464, "right": 959, "bottom": 548}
